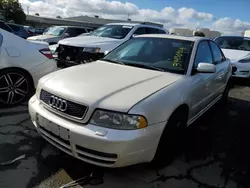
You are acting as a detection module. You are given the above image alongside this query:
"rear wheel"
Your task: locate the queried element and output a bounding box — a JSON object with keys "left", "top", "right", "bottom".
{"left": 152, "top": 108, "right": 188, "bottom": 168}
{"left": 0, "top": 69, "right": 33, "bottom": 107}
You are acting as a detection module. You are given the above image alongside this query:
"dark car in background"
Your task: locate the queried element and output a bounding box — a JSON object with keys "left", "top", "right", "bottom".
{"left": 6, "top": 23, "right": 29, "bottom": 39}
{"left": 0, "top": 21, "right": 13, "bottom": 33}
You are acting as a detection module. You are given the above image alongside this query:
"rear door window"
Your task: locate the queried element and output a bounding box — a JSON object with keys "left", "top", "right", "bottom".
{"left": 74, "top": 28, "right": 87, "bottom": 35}
{"left": 146, "top": 28, "right": 160, "bottom": 34}
{"left": 133, "top": 27, "right": 146, "bottom": 35}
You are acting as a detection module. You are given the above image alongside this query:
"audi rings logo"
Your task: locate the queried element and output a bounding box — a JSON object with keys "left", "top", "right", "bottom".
{"left": 49, "top": 96, "right": 68, "bottom": 112}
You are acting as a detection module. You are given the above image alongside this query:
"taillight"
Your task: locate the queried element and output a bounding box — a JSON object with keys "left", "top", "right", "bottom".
{"left": 39, "top": 48, "right": 53, "bottom": 59}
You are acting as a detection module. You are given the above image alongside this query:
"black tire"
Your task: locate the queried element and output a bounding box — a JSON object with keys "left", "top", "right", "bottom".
{"left": 0, "top": 69, "right": 34, "bottom": 108}
{"left": 152, "top": 108, "right": 188, "bottom": 168}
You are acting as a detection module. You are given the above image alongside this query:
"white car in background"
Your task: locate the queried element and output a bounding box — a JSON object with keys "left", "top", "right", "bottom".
{"left": 215, "top": 36, "right": 250, "bottom": 78}
{"left": 54, "top": 22, "right": 168, "bottom": 67}
{"left": 29, "top": 35, "right": 231, "bottom": 167}
{"left": 0, "top": 29, "right": 57, "bottom": 107}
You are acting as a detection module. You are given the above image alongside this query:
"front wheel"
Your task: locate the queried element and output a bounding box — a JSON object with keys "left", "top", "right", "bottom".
{"left": 152, "top": 109, "right": 188, "bottom": 168}
{"left": 0, "top": 69, "right": 33, "bottom": 107}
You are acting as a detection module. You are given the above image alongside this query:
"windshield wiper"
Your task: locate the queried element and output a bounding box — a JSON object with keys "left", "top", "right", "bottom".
{"left": 101, "top": 59, "right": 124, "bottom": 65}
{"left": 123, "top": 62, "right": 165, "bottom": 72}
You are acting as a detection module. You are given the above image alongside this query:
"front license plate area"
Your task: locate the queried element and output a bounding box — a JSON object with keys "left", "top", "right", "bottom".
{"left": 37, "top": 115, "right": 69, "bottom": 141}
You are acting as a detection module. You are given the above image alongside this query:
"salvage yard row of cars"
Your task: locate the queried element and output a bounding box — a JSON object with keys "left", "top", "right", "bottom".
{"left": 0, "top": 22, "right": 249, "bottom": 167}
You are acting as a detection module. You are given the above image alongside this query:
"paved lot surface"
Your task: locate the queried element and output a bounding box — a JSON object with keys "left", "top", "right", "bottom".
{"left": 1, "top": 80, "right": 250, "bottom": 188}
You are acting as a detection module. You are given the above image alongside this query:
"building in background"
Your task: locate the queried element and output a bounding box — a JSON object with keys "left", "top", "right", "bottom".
{"left": 25, "top": 15, "right": 163, "bottom": 29}
{"left": 169, "top": 27, "right": 221, "bottom": 38}
{"left": 244, "top": 30, "right": 250, "bottom": 37}
{"left": 169, "top": 28, "right": 193, "bottom": 36}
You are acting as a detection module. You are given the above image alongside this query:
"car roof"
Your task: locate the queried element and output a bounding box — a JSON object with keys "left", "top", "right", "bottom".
{"left": 216, "top": 36, "right": 250, "bottom": 39}
{"left": 105, "top": 22, "right": 163, "bottom": 28}
{"left": 52, "top": 25, "right": 92, "bottom": 29}
{"left": 136, "top": 34, "right": 208, "bottom": 42}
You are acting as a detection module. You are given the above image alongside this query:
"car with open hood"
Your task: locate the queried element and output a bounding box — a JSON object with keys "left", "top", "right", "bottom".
{"left": 215, "top": 36, "right": 250, "bottom": 78}
{"left": 29, "top": 35, "right": 231, "bottom": 167}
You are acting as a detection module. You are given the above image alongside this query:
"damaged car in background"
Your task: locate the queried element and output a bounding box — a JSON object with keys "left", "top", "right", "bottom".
{"left": 53, "top": 22, "right": 167, "bottom": 67}
{"left": 29, "top": 34, "right": 232, "bottom": 167}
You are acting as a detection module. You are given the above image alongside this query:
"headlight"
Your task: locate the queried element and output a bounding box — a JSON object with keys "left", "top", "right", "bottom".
{"left": 90, "top": 110, "right": 147, "bottom": 130}
{"left": 83, "top": 47, "right": 100, "bottom": 53}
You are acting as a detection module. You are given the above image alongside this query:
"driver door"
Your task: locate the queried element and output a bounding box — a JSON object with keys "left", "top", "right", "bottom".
{"left": 189, "top": 41, "right": 215, "bottom": 119}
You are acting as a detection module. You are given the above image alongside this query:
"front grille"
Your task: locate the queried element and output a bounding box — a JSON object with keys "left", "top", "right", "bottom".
{"left": 58, "top": 45, "right": 84, "bottom": 61}
{"left": 57, "top": 44, "right": 104, "bottom": 66}
{"left": 40, "top": 90, "right": 87, "bottom": 119}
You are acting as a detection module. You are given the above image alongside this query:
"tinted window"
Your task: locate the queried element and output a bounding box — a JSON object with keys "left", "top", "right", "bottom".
{"left": 133, "top": 27, "right": 146, "bottom": 35}
{"left": 209, "top": 41, "right": 224, "bottom": 63}
{"left": 74, "top": 28, "right": 87, "bottom": 35}
{"left": 7, "top": 24, "right": 21, "bottom": 32}
{"left": 104, "top": 37, "right": 193, "bottom": 74}
{"left": 66, "top": 28, "right": 76, "bottom": 36}
{"left": 158, "top": 29, "right": 166, "bottom": 34}
{"left": 146, "top": 28, "right": 161, "bottom": 34}
{"left": 194, "top": 41, "right": 213, "bottom": 68}
{"left": 215, "top": 37, "right": 250, "bottom": 51}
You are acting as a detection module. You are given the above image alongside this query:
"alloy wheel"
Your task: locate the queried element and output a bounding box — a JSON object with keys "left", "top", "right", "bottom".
{"left": 0, "top": 72, "right": 28, "bottom": 105}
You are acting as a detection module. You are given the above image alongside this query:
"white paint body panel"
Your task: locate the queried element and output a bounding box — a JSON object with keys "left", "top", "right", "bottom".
{"left": 222, "top": 49, "right": 250, "bottom": 78}
{"left": 29, "top": 35, "right": 231, "bottom": 167}
{"left": 0, "top": 29, "right": 57, "bottom": 87}
{"left": 57, "top": 23, "right": 167, "bottom": 53}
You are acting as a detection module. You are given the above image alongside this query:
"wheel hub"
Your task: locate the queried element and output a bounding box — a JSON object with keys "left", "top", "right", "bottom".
{"left": 0, "top": 72, "right": 29, "bottom": 105}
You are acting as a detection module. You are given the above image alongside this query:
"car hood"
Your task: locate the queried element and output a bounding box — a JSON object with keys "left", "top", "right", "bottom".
{"left": 58, "top": 35, "right": 120, "bottom": 48}
{"left": 28, "top": 34, "right": 58, "bottom": 41}
{"left": 222, "top": 49, "right": 250, "bottom": 61}
{"left": 41, "top": 61, "right": 183, "bottom": 112}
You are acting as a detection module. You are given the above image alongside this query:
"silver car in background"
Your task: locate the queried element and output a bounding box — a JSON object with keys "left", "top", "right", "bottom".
{"left": 27, "top": 26, "right": 93, "bottom": 45}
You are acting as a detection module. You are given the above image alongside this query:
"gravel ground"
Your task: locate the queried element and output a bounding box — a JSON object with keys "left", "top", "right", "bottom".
{"left": 0, "top": 80, "right": 250, "bottom": 188}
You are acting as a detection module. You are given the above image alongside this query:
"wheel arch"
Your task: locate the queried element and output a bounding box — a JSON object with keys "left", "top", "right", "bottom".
{"left": 168, "top": 103, "right": 189, "bottom": 123}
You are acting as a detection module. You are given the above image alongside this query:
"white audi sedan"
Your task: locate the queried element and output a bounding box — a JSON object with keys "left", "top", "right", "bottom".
{"left": 0, "top": 29, "right": 57, "bottom": 107}
{"left": 29, "top": 35, "right": 231, "bottom": 167}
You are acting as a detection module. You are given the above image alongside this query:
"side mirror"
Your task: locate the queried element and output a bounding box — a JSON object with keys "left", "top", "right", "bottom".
{"left": 196, "top": 63, "right": 216, "bottom": 73}
{"left": 104, "top": 51, "right": 109, "bottom": 56}
{"left": 64, "top": 33, "right": 70, "bottom": 37}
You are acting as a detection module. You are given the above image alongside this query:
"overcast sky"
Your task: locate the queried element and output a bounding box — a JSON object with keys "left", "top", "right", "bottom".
{"left": 20, "top": 0, "right": 250, "bottom": 35}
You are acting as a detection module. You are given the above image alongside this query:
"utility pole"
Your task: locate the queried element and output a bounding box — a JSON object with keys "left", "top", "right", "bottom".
{"left": 27, "top": 6, "right": 29, "bottom": 14}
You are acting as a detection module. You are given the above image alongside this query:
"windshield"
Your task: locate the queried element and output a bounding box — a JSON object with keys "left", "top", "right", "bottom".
{"left": 89, "top": 25, "right": 133, "bottom": 39}
{"left": 215, "top": 37, "right": 250, "bottom": 51}
{"left": 44, "top": 27, "right": 66, "bottom": 36}
{"left": 103, "top": 37, "right": 193, "bottom": 74}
